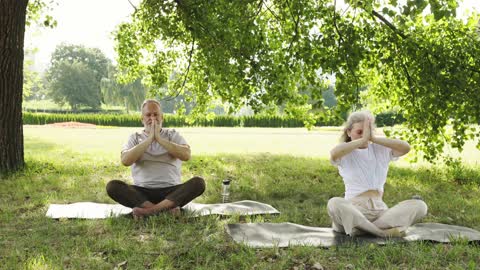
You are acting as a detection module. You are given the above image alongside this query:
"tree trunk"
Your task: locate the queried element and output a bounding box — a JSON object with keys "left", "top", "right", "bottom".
{"left": 124, "top": 96, "right": 129, "bottom": 113}
{"left": 0, "top": 0, "right": 28, "bottom": 174}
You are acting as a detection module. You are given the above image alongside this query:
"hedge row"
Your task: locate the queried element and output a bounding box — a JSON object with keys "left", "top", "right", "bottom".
{"left": 23, "top": 108, "right": 124, "bottom": 114}
{"left": 22, "top": 112, "right": 313, "bottom": 127}
{"left": 23, "top": 112, "right": 405, "bottom": 128}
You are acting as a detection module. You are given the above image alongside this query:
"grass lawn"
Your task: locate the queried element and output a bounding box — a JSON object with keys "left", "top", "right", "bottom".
{"left": 1, "top": 126, "right": 480, "bottom": 269}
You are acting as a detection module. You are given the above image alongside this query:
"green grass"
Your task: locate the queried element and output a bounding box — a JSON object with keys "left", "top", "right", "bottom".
{"left": 1, "top": 126, "right": 480, "bottom": 269}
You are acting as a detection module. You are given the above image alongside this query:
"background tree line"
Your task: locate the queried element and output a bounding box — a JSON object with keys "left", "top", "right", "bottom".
{"left": 2, "top": 0, "right": 479, "bottom": 173}
{"left": 23, "top": 44, "right": 340, "bottom": 115}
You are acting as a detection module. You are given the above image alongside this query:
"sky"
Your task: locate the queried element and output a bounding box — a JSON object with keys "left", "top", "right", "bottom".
{"left": 25, "top": 0, "right": 139, "bottom": 71}
{"left": 26, "top": 0, "right": 479, "bottom": 72}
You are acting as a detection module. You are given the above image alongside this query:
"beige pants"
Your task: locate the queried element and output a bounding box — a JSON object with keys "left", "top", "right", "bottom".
{"left": 327, "top": 195, "right": 428, "bottom": 237}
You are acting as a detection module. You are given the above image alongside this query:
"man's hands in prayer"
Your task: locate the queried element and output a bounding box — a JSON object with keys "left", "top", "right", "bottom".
{"left": 145, "top": 120, "right": 162, "bottom": 144}
{"left": 145, "top": 118, "right": 191, "bottom": 161}
{"left": 153, "top": 120, "right": 162, "bottom": 143}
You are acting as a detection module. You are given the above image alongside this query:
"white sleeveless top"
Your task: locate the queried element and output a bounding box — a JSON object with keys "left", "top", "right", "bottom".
{"left": 331, "top": 143, "right": 397, "bottom": 200}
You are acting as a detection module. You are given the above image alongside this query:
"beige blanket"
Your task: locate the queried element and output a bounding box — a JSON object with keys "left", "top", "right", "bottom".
{"left": 226, "top": 222, "right": 480, "bottom": 248}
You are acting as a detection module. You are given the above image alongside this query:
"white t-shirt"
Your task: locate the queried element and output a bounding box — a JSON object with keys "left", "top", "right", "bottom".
{"left": 122, "top": 128, "right": 188, "bottom": 188}
{"left": 331, "top": 143, "right": 398, "bottom": 200}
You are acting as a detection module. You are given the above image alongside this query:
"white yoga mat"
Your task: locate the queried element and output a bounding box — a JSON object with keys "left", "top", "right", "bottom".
{"left": 182, "top": 200, "right": 280, "bottom": 216}
{"left": 46, "top": 200, "right": 280, "bottom": 219}
{"left": 46, "top": 202, "right": 132, "bottom": 219}
{"left": 226, "top": 222, "right": 480, "bottom": 248}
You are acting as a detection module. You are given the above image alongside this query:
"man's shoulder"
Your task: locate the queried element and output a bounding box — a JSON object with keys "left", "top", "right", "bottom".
{"left": 122, "top": 130, "right": 144, "bottom": 151}
{"left": 162, "top": 127, "right": 178, "bottom": 132}
{"left": 125, "top": 130, "right": 146, "bottom": 142}
{"left": 161, "top": 128, "right": 187, "bottom": 144}
{"left": 161, "top": 128, "right": 181, "bottom": 137}
{"left": 128, "top": 130, "right": 144, "bottom": 137}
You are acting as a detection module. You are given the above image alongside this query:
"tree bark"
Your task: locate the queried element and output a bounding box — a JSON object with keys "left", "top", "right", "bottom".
{"left": 0, "top": 0, "right": 29, "bottom": 174}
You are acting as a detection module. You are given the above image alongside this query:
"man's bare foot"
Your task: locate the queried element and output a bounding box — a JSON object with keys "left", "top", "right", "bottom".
{"left": 132, "top": 206, "right": 156, "bottom": 218}
{"left": 383, "top": 227, "right": 406, "bottom": 238}
{"left": 133, "top": 206, "right": 181, "bottom": 219}
{"left": 168, "top": 207, "right": 181, "bottom": 216}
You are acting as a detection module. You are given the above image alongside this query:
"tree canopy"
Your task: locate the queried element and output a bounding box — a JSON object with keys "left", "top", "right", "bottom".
{"left": 46, "top": 44, "right": 109, "bottom": 110}
{"left": 115, "top": 0, "right": 480, "bottom": 162}
{"left": 23, "top": 48, "right": 45, "bottom": 101}
{"left": 101, "top": 65, "right": 147, "bottom": 112}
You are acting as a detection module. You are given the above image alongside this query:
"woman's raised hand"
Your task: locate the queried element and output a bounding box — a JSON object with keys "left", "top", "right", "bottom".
{"left": 362, "top": 116, "right": 373, "bottom": 142}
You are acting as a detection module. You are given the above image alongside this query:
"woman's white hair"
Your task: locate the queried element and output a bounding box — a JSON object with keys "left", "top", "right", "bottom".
{"left": 340, "top": 111, "right": 375, "bottom": 142}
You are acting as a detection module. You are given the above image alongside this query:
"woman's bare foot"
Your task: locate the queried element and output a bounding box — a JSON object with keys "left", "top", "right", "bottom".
{"left": 383, "top": 227, "right": 406, "bottom": 238}
{"left": 350, "top": 228, "right": 367, "bottom": 237}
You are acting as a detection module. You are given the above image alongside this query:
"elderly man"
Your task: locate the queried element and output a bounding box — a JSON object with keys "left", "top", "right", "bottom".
{"left": 106, "top": 99, "right": 205, "bottom": 217}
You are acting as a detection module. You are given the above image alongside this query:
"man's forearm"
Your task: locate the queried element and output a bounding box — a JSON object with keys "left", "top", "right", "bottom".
{"left": 371, "top": 136, "right": 410, "bottom": 156}
{"left": 156, "top": 138, "right": 191, "bottom": 161}
{"left": 121, "top": 138, "right": 153, "bottom": 166}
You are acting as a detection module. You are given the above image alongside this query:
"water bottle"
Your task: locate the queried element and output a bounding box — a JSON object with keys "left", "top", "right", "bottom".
{"left": 412, "top": 194, "right": 424, "bottom": 201}
{"left": 222, "top": 179, "right": 231, "bottom": 203}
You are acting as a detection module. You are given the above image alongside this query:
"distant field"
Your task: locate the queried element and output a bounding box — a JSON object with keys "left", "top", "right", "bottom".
{"left": 24, "top": 125, "right": 480, "bottom": 165}
{"left": 23, "top": 126, "right": 338, "bottom": 159}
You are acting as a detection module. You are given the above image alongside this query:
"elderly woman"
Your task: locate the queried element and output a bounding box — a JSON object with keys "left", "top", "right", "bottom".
{"left": 328, "top": 111, "right": 427, "bottom": 237}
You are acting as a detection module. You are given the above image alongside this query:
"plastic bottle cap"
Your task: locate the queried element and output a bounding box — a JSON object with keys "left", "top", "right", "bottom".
{"left": 222, "top": 179, "right": 231, "bottom": 185}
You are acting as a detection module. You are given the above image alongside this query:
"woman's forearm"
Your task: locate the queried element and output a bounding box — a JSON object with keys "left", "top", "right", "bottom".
{"left": 371, "top": 136, "right": 410, "bottom": 156}
{"left": 330, "top": 138, "right": 368, "bottom": 161}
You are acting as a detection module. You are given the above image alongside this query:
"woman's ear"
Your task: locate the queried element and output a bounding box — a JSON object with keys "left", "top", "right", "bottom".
{"left": 346, "top": 129, "right": 351, "bottom": 138}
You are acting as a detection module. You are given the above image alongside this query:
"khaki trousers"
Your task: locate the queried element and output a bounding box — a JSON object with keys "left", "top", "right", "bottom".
{"left": 327, "top": 195, "right": 428, "bottom": 236}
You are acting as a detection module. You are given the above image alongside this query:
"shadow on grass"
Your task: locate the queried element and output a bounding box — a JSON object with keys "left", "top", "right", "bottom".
{"left": 2, "top": 152, "right": 480, "bottom": 269}
{"left": 4, "top": 150, "right": 480, "bottom": 206}
{"left": 5, "top": 151, "right": 480, "bottom": 225}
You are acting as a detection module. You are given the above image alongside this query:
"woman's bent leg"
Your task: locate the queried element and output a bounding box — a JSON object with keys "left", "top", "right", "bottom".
{"left": 327, "top": 197, "right": 393, "bottom": 237}
{"left": 373, "top": 199, "right": 428, "bottom": 230}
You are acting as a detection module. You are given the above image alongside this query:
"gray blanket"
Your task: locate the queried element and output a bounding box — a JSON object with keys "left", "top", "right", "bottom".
{"left": 45, "top": 200, "right": 280, "bottom": 219}
{"left": 226, "top": 222, "right": 480, "bottom": 248}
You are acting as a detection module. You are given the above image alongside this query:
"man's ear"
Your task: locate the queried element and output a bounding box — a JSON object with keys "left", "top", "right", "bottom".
{"left": 346, "top": 129, "right": 351, "bottom": 138}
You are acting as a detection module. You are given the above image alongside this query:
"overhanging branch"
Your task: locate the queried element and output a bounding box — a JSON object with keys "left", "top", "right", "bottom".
{"left": 370, "top": 10, "right": 408, "bottom": 39}
{"left": 162, "top": 37, "right": 196, "bottom": 101}
{"left": 127, "top": 0, "right": 138, "bottom": 13}
{"left": 334, "top": 0, "right": 360, "bottom": 107}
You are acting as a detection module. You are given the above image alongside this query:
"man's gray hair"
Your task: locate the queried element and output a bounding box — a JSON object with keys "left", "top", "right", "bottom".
{"left": 141, "top": 99, "right": 162, "bottom": 111}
